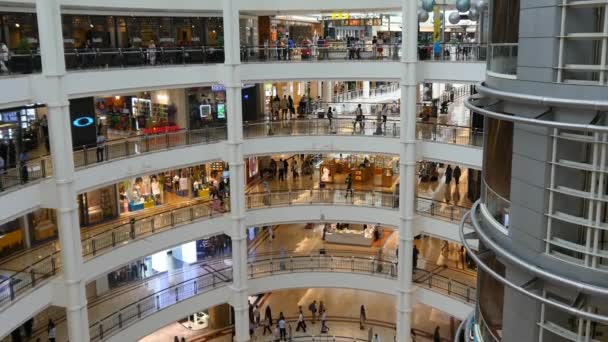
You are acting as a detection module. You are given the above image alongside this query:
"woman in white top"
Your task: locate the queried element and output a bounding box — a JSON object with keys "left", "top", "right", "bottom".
{"left": 148, "top": 40, "right": 157, "bottom": 65}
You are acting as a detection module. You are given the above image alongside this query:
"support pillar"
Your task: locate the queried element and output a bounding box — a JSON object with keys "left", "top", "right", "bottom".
{"left": 36, "top": 0, "right": 90, "bottom": 341}
{"left": 20, "top": 215, "right": 31, "bottom": 249}
{"left": 363, "top": 81, "right": 370, "bottom": 98}
{"left": 395, "top": 0, "right": 418, "bottom": 341}
{"left": 223, "top": 1, "right": 249, "bottom": 340}
{"left": 322, "top": 81, "right": 333, "bottom": 103}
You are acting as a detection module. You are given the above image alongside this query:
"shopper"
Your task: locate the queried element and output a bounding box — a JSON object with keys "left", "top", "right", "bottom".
{"left": 263, "top": 180, "right": 270, "bottom": 205}
{"left": 278, "top": 158, "right": 285, "bottom": 181}
{"left": 47, "top": 319, "right": 56, "bottom": 342}
{"left": 444, "top": 165, "right": 453, "bottom": 184}
{"left": 345, "top": 173, "right": 353, "bottom": 199}
{"left": 278, "top": 312, "right": 287, "bottom": 341}
{"left": 19, "top": 152, "right": 28, "bottom": 184}
{"left": 433, "top": 326, "right": 441, "bottom": 342}
{"left": 326, "top": 107, "right": 334, "bottom": 132}
{"left": 412, "top": 245, "right": 419, "bottom": 270}
{"left": 372, "top": 333, "right": 381, "bottom": 342}
{"left": 320, "top": 310, "right": 329, "bottom": 333}
{"left": 265, "top": 305, "right": 273, "bottom": 326}
{"left": 280, "top": 95, "right": 289, "bottom": 120}
{"left": 174, "top": 337, "right": 179, "bottom": 342}
{"left": 272, "top": 95, "right": 281, "bottom": 120}
{"left": 147, "top": 40, "right": 157, "bottom": 65}
{"left": 355, "top": 104, "right": 364, "bottom": 132}
{"left": 308, "top": 300, "right": 318, "bottom": 324}
{"left": 263, "top": 313, "right": 273, "bottom": 335}
{"left": 273, "top": 324, "right": 280, "bottom": 342}
{"left": 291, "top": 159, "right": 298, "bottom": 179}
{"left": 319, "top": 301, "right": 325, "bottom": 316}
{"left": 296, "top": 306, "right": 307, "bottom": 332}
{"left": 453, "top": 165, "right": 462, "bottom": 185}
{"left": 0, "top": 42, "right": 9, "bottom": 73}
{"left": 359, "top": 305, "right": 366, "bottom": 330}
{"left": 96, "top": 132, "right": 106, "bottom": 162}
{"left": 288, "top": 95, "right": 295, "bottom": 118}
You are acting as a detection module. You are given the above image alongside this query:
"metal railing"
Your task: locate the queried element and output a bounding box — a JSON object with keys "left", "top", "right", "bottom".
{"left": 241, "top": 43, "right": 402, "bottom": 62}
{"left": 0, "top": 52, "right": 42, "bottom": 75}
{"left": 73, "top": 126, "right": 227, "bottom": 168}
{"left": 482, "top": 179, "right": 511, "bottom": 229}
{"left": 246, "top": 189, "right": 399, "bottom": 210}
{"left": 249, "top": 254, "right": 398, "bottom": 279}
{"left": 415, "top": 197, "right": 471, "bottom": 223}
{"left": 88, "top": 266, "right": 233, "bottom": 342}
{"left": 416, "top": 121, "right": 483, "bottom": 147}
{"left": 0, "top": 198, "right": 229, "bottom": 311}
{"left": 81, "top": 199, "right": 229, "bottom": 257}
{"left": 418, "top": 43, "right": 487, "bottom": 62}
{"left": 244, "top": 118, "right": 400, "bottom": 138}
{"left": 488, "top": 43, "right": 518, "bottom": 76}
{"left": 414, "top": 268, "right": 476, "bottom": 303}
{"left": 0, "top": 126, "right": 227, "bottom": 194}
{"left": 64, "top": 46, "right": 225, "bottom": 70}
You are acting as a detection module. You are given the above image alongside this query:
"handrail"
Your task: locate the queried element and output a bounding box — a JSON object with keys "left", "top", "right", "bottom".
{"left": 0, "top": 198, "right": 230, "bottom": 311}
{"left": 246, "top": 188, "right": 399, "bottom": 210}
{"left": 88, "top": 266, "right": 233, "bottom": 342}
{"left": 0, "top": 125, "right": 227, "bottom": 194}
{"left": 461, "top": 204, "right": 608, "bottom": 322}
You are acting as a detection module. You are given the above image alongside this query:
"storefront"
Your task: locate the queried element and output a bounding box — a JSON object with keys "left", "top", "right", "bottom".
{"left": 0, "top": 104, "right": 48, "bottom": 166}
{"left": 268, "top": 17, "right": 322, "bottom": 44}
{"left": 187, "top": 86, "right": 226, "bottom": 130}
{"left": 319, "top": 154, "right": 398, "bottom": 187}
{"left": 78, "top": 185, "right": 119, "bottom": 227}
{"left": 0, "top": 208, "right": 57, "bottom": 257}
{"left": 61, "top": 15, "right": 224, "bottom": 48}
{"left": 78, "top": 162, "right": 229, "bottom": 228}
{"left": 324, "top": 223, "right": 389, "bottom": 247}
{"left": 94, "top": 89, "right": 188, "bottom": 138}
{"left": 0, "top": 11, "right": 39, "bottom": 50}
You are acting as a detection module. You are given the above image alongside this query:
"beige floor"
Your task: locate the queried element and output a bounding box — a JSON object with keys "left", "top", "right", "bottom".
{"left": 140, "top": 288, "right": 457, "bottom": 342}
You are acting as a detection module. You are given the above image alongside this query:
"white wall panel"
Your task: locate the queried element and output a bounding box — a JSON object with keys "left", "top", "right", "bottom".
{"left": 243, "top": 136, "right": 400, "bottom": 157}
{"left": 246, "top": 205, "right": 400, "bottom": 228}
{"left": 105, "top": 287, "right": 231, "bottom": 342}
{"left": 417, "top": 141, "right": 483, "bottom": 170}
{"left": 83, "top": 216, "right": 230, "bottom": 282}
{"left": 418, "top": 61, "right": 486, "bottom": 83}
{"left": 414, "top": 287, "right": 474, "bottom": 320}
{"left": 241, "top": 62, "right": 404, "bottom": 82}
{"left": 0, "top": 75, "right": 33, "bottom": 109}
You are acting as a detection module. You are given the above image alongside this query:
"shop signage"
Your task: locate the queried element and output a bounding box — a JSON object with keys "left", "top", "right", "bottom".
{"left": 72, "top": 116, "right": 94, "bottom": 127}
{"left": 217, "top": 103, "right": 226, "bottom": 119}
{"left": 159, "top": 37, "right": 175, "bottom": 43}
{"left": 212, "top": 84, "right": 225, "bottom": 92}
{"left": 92, "top": 38, "right": 102, "bottom": 43}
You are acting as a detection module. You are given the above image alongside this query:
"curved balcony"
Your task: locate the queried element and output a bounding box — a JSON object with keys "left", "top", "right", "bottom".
{"left": 0, "top": 127, "right": 226, "bottom": 200}
{"left": 0, "top": 199, "right": 230, "bottom": 312}
{"left": 461, "top": 202, "right": 608, "bottom": 324}
{"left": 87, "top": 252, "right": 473, "bottom": 341}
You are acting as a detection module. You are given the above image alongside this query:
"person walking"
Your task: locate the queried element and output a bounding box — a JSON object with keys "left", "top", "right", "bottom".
{"left": 359, "top": 305, "right": 366, "bottom": 330}
{"left": 355, "top": 104, "right": 364, "bottom": 132}
{"left": 345, "top": 173, "right": 353, "bottom": 199}
{"left": 96, "top": 132, "right": 106, "bottom": 162}
{"left": 24, "top": 318, "right": 34, "bottom": 338}
{"left": 291, "top": 159, "right": 298, "bottom": 179}
{"left": 280, "top": 95, "right": 289, "bottom": 120}
{"left": 272, "top": 95, "right": 281, "bottom": 120}
{"left": 453, "top": 165, "right": 462, "bottom": 185}
{"left": 326, "top": 107, "right": 334, "bottom": 132}
{"left": 147, "top": 40, "right": 157, "bottom": 65}
{"left": 433, "top": 326, "right": 441, "bottom": 342}
{"left": 47, "top": 319, "right": 56, "bottom": 342}
{"left": 412, "top": 245, "right": 419, "bottom": 271}
{"left": 263, "top": 312, "right": 273, "bottom": 335}
{"left": 372, "top": 333, "right": 381, "bottom": 342}
{"left": 296, "top": 306, "right": 307, "bottom": 332}
{"left": 0, "top": 42, "right": 9, "bottom": 73}
{"left": 288, "top": 95, "right": 295, "bottom": 119}
{"left": 308, "top": 300, "right": 318, "bottom": 324}
{"left": 278, "top": 312, "right": 287, "bottom": 341}
{"left": 320, "top": 309, "right": 329, "bottom": 333}
{"left": 444, "top": 165, "right": 453, "bottom": 184}
{"left": 278, "top": 158, "right": 285, "bottom": 181}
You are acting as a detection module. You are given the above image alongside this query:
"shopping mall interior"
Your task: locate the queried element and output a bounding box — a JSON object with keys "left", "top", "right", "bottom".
{"left": 0, "top": 0, "right": 607, "bottom": 342}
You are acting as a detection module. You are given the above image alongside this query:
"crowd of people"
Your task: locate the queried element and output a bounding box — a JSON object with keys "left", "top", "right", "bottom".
{"left": 250, "top": 299, "right": 331, "bottom": 341}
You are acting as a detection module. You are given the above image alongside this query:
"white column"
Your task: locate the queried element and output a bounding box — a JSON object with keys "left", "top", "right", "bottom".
{"left": 396, "top": 1, "right": 418, "bottom": 341}
{"left": 363, "top": 81, "right": 370, "bottom": 98}
{"left": 20, "top": 216, "right": 31, "bottom": 249}
{"left": 36, "top": 1, "right": 90, "bottom": 341}
{"left": 223, "top": 1, "right": 249, "bottom": 341}
{"left": 322, "top": 81, "right": 333, "bottom": 103}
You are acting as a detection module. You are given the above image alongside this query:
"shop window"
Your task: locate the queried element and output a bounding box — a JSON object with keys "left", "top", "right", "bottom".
{"left": 28, "top": 209, "right": 57, "bottom": 243}
{"left": 79, "top": 186, "right": 118, "bottom": 227}
{"left": 0, "top": 218, "right": 23, "bottom": 257}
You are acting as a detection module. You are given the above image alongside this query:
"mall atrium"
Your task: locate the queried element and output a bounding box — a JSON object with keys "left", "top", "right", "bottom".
{"left": 0, "top": 0, "right": 606, "bottom": 341}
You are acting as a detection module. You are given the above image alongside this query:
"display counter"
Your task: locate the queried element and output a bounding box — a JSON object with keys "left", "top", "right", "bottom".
{"left": 324, "top": 224, "right": 374, "bottom": 247}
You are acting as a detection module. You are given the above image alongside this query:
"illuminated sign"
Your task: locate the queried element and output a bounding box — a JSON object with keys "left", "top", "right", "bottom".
{"left": 217, "top": 103, "right": 226, "bottom": 119}
{"left": 72, "top": 116, "right": 94, "bottom": 127}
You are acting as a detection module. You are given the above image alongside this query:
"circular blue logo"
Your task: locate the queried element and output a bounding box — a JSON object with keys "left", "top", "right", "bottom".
{"left": 73, "top": 116, "right": 94, "bottom": 127}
